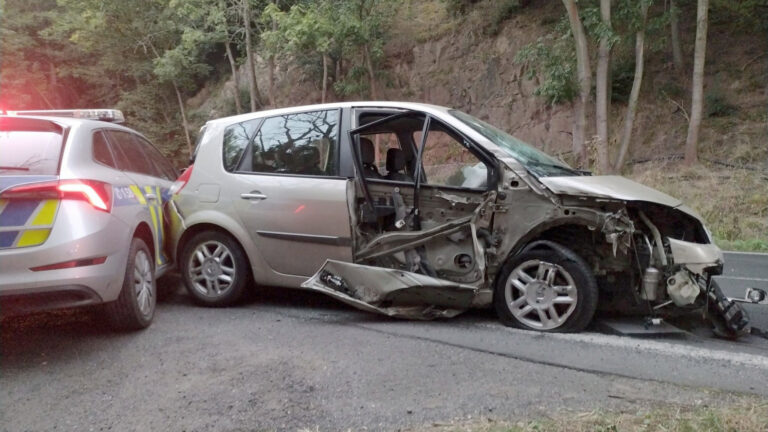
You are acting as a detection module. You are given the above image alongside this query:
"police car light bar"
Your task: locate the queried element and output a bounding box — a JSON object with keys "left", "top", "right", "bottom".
{"left": 3, "top": 109, "right": 125, "bottom": 124}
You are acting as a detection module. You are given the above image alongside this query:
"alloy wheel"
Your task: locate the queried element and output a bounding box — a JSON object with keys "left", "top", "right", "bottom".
{"left": 133, "top": 249, "right": 155, "bottom": 318}
{"left": 187, "top": 240, "right": 237, "bottom": 298}
{"left": 503, "top": 259, "right": 578, "bottom": 330}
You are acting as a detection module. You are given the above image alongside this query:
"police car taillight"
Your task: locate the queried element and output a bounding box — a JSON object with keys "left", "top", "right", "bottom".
{"left": 4, "top": 109, "right": 125, "bottom": 123}
{"left": 0, "top": 179, "right": 112, "bottom": 213}
{"left": 170, "top": 165, "right": 193, "bottom": 194}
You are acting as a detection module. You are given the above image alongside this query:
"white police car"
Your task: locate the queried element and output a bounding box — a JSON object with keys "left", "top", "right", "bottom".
{"left": 0, "top": 109, "right": 177, "bottom": 330}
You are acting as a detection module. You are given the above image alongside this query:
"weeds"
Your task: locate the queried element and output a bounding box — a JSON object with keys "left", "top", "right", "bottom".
{"left": 630, "top": 162, "right": 768, "bottom": 252}
{"left": 411, "top": 398, "right": 768, "bottom": 432}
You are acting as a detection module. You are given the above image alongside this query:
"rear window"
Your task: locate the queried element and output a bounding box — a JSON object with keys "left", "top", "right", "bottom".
{"left": 0, "top": 117, "right": 64, "bottom": 175}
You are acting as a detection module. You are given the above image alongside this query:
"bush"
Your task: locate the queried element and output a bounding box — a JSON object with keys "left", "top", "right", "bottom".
{"left": 706, "top": 90, "right": 738, "bottom": 117}
{"left": 610, "top": 60, "right": 635, "bottom": 103}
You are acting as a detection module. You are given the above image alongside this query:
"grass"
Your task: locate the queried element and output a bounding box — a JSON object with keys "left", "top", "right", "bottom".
{"left": 410, "top": 398, "right": 768, "bottom": 432}
{"left": 629, "top": 162, "right": 768, "bottom": 252}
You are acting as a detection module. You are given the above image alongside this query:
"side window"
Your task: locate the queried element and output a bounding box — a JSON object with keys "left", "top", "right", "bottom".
{"left": 414, "top": 123, "right": 486, "bottom": 189}
{"left": 107, "top": 130, "right": 153, "bottom": 176}
{"left": 246, "top": 109, "right": 339, "bottom": 176}
{"left": 136, "top": 136, "right": 177, "bottom": 180}
{"left": 223, "top": 119, "right": 260, "bottom": 172}
{"left": 92, "top": 131, "right": 117, "bottom": 168}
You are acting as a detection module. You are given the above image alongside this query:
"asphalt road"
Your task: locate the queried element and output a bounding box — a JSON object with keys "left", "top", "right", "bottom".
{"left": 1, "top": 252, "right": 767, "bottom": 431}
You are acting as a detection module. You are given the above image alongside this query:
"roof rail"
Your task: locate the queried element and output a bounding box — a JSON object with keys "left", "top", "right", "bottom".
{"left": 3, "top": 109, "right": 125, "bottom": 124}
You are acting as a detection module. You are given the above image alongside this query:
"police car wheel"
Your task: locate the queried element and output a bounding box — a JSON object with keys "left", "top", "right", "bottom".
{"left": 105, "top": 237, "right": 156, "bottom": 331}
{"left": 181, "top": 231, "right": 250, "bottom": 307}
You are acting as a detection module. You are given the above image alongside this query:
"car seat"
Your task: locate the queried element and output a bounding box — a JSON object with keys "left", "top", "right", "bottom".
{"left": 360, "top": 137, "right": 381, "bottom": 179}
{"left": 385, "top": 148, "right": 412, "bottom": 182}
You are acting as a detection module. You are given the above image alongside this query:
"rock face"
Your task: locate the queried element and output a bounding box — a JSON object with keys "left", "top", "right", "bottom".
{"left": 188, "top": 5, "right": 575, "bottom": 157}
{"left": 385, "top": 13, "right": 574, "bottom": 157}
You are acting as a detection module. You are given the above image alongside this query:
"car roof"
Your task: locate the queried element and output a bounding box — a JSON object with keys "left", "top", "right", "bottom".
{"left": 205, "top": 101, "right": 453, "bottom": 128}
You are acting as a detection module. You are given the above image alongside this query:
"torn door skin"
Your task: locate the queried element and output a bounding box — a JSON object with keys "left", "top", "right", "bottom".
{"left": 302, "top": 192, "right": 496, "bottom": 319}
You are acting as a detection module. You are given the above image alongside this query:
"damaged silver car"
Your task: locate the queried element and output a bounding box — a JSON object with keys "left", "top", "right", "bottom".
{"left": 168, "top": 102, "right": 766, "bottom": 336}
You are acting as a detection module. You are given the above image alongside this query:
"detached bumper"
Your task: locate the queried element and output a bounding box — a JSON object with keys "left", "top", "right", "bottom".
{"left": 302, "top": 260, "right": 478, "bottom": 320}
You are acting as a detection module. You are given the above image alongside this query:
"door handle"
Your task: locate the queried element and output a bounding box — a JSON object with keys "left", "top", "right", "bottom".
{"left": 240, "top": 192, "right": 268, "bottom": 200}
{"left": 144, "top": 193, "right": 158, "bottom": 202}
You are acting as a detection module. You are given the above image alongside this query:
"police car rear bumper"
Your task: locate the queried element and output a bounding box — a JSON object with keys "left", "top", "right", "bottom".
{"left": 0, "top": 202, "right": 132, "bottom": 307}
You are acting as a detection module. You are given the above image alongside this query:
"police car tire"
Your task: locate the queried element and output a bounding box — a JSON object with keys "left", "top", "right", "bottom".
{"left": 181, "top": 231, "right": 250, "bottom": 307}
{"left": 105, "top": 237, "right": 156, "bottom": 331}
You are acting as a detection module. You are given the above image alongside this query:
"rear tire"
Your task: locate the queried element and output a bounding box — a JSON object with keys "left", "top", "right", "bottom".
{"left": 105, "top": 237, "right": 156, "bottom": 331}
{"left": 494, "top": 240, "right": 598, "bottom": 333}
{"left": 181, "top": 231, "right": 250, "bottom": 307}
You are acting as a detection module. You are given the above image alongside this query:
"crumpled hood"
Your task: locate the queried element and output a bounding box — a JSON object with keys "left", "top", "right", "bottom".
{"left": 540, "top": 175, "right": 683, "bottom": 208}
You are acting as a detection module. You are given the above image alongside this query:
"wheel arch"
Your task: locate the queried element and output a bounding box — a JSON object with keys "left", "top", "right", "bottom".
{"left": 177, "top": 223, "right": 248, "bottom": 268}
{"left": 133, "top": 221, "right": 155, "bottom": 264}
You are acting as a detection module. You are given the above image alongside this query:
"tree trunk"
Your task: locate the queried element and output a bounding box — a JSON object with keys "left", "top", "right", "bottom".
{"left": 224, "top": 40, "right": 243, "bottom": 114}
{"left": 145, "top": 40, "right": 192, "bottom": 157}
{"left": 268, "top": 55, "right": 276, "bottom": 107}
{"left": 595, "top": 0, "right": 612, "bottom": 174}
{"left": 614, "top": 1, "right": 649, "bottom": 171}
{"left": 173, "top": 81, "right": 193, "bottom": 158}
{"left": 321, "top": 53, "right": 329, "bottom": 103}
{"left": 267, "top": 13, "right": 277, "bottom": 107}
{"left": 670, "top": 0, "right": 684, "bottom": 72}
{"left": 242, "top": 0, "right": 261, "bottom": 112}
{"left": 684, "top": 0, "right": 709, "bottom": 166}
{"left": 563, "top": 0, "right": 591, "bottom": 167}
{"left": 363, "top": 44, "right": 378, "bottom": 99}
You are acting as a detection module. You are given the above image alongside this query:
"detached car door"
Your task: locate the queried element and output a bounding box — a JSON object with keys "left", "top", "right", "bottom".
{"left": 224, "top": 108, "right": 353, "bottom": 277}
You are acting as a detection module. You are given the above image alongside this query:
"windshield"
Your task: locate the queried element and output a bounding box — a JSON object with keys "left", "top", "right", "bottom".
{"left": 450, "top": 110, "right": 581, "bottom": 177}
{"left": 0, "top": 118, "right": 64, "bottom": 175}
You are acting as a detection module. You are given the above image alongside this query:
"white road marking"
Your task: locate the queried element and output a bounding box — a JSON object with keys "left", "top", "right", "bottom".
{"left": 716, "top": 276, "right": 768, "bottom": 283}
{"left": 482, "top": 324, "right": 768, "bottom": 370}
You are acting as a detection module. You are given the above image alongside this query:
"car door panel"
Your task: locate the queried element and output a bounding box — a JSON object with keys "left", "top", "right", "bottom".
{"left": 229, "top": 174, "right": 353, "bottom": 277}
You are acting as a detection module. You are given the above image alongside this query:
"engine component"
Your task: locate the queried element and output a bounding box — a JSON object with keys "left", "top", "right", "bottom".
{"left": 641, "top": 267, "right": 661, "bottom": 301}
{"left": 666, "top": 270, "right": 700, "bottom": 306}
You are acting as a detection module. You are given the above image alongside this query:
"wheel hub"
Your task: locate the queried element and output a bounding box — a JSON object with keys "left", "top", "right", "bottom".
{"left": 526, "top": 281, "right": 555, "bottom": 306}
{"left": 202, "top": 258, "right": 222, "bottom": 279}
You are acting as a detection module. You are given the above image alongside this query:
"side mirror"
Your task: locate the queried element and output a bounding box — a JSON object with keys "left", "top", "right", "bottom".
{"left": 731, "top": 288, "right": 768, "bottom": 305}
{"left": 746, "top": 288, "right": 767, "bottom": 304}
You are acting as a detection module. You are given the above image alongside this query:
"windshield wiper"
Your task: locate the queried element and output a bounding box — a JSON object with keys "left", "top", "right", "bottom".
{"left": 0, "top": 166, "right": 31, "bottom": 171}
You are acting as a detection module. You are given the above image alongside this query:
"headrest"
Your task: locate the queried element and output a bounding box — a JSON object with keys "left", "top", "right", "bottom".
{"left": 386, "top": 148, "right": 406, "bottom": 172}
{"left": 360, "top": 137, "right": 375, "bottom": 164}
{"left": 297, "top": 146, "right": 319, "bottom": 163}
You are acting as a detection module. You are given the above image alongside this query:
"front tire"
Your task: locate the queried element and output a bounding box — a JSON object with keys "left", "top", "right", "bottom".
{"left": 105, "top": 237, "right": 156, "bottom": 331}
{"left": 181, "top": 231, "right": 250, "bottom": 307}
{"left": 494, "top": 240, "right": 598, "bottom": 332}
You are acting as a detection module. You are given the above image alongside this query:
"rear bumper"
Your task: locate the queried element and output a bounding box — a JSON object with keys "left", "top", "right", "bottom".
{"left": 0, "top": 201, "right": 132, "bottom": 305}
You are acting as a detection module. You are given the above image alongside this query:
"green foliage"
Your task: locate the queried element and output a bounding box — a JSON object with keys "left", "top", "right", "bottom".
{"left": 515, "top": 25, "right": 578, "bottom": 105}
{"left": 610, "top": 59, "right": 635, "bottom": 103}
{"left": 261, "top": 0, "right": 391, "bottom": 99}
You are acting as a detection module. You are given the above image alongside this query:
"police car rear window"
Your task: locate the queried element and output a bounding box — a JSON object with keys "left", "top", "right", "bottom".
{"left": 0, "top": 117, "right": 64, "bottom": 175}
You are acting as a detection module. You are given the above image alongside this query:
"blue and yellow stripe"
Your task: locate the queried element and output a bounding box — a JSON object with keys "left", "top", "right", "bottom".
{"left": 0, "top": 198, "right": 59, "bottom": 249}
